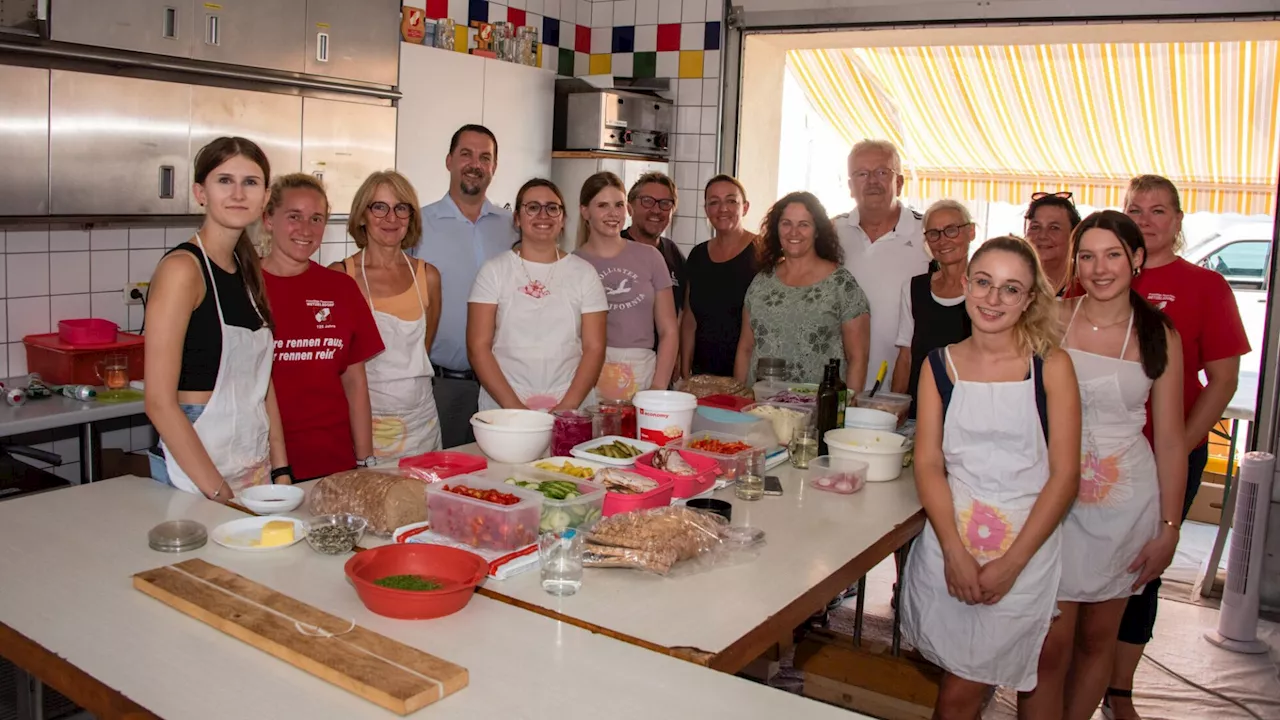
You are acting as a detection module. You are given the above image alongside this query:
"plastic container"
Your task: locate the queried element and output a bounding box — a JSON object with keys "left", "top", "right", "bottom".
{"left": 589, "top": 400, "right": 636, "bottom": 439}
{"left": 494, "top": 467, "right": 606, "bottom": 532}
{"left": 741, "top": 401, "right": 814, "bottom": 446}
{"left": 147, "top": 520, "right": 208, "bottom": 553}
{"left": 527, "top": 456, "right": 605, "bottom": 480}
{"left": 427, "top": 474, "right": 543, "bottom": 551}
{"left": 23, "top": 331, "right": 145, "bottom": 386}
{"left": 631, "top": 448, "right": 719, "bottom": 499}
{"left": 551, "top": 409, "right": 594, "bottom": 457}
{"left": 691, "top": 406, "right": 776, "bottom": 449}
{"left": 698, "top": 394, "right": 756, "bottom": 412}
{"left": 600, "top": 476, "right": 676, "bottom": 517}
{"left": 809, "top": 455, "right": 869, "bottom": 494}
{"left": 58, "top": 318, "right": 119, "bottom": 346}
{"left": 854, "top": 391, "right": 912, "bottom": 427}
{"left": 753, "top": 381, "right": 819, "bottom": 405}
{"left": 570, "top": 435, "right": 657, "bottom": 467}
{"left": 824, "top": 428, "right": 911, "bottom": 482}
{"left": 344, "top": 543, "right": 488, "bottom": 620}
{"left": 677, "top": 430, "right": 760, "bottom": 482}
{"left": 844, "top": 407, "right": 897, "bottom": 431}
{"left": 397, "top": 451, "right": 487, "bottom": 481}
{"left": 632, "top": 390, "right": 697, "bottom": 446}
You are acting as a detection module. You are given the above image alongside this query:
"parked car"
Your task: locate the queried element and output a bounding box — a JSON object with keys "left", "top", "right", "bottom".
{"left": 1182, "top": 222, "right": 1275, "bottom": 376}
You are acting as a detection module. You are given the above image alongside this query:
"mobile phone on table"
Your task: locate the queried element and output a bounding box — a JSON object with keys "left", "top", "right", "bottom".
{"left": 764, "top": 476, "right": 783, "bottom": 495}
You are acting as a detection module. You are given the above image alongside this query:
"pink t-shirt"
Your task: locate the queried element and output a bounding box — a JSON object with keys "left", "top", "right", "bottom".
{"left": 576, "top": 241, "right": 674, "bottom": 349}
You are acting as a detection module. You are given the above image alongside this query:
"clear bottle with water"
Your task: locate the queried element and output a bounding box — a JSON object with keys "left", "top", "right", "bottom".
{"left": 538, "top": 528, "right": 584, "bottom": 596}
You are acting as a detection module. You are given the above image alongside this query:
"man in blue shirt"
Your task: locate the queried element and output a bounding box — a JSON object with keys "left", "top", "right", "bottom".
{"left": 412, "top": 124, "right": 516, "bottom": 448}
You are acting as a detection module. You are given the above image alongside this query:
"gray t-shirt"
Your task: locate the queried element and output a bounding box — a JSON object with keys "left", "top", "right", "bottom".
{"left": 576, "top": 241, "right": 674, "bottom": 350}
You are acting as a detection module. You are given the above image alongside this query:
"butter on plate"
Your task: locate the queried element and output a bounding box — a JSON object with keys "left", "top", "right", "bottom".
{"left": 251, "top": 520, "right": 296, "bottom": 548}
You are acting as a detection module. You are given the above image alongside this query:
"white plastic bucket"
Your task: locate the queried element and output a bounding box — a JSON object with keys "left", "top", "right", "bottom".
{"left": 632, "top": 390, "right": 697, "bottom": 446}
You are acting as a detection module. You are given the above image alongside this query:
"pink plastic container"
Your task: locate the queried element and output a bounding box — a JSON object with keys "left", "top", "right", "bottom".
{"left": 630, "top": 449, "right": 718, "bottom": 499}
{"left": 57, "top": 319, "right": 119, "bottom": 346}
{"left": 601, "top": 477, "right": 675, "bottom": 517}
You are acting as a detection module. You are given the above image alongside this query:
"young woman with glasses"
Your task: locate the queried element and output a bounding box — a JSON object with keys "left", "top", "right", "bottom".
{"left": 1025, "top": 191, "right": 1083, "bottom": 296}
{"left": 333, "top": 171, "right": 443, "bottom": 460}
{"left": 902, "top": 235, "right": 1081, "bottom": 718}
{"left": 467, "top": 178, "right": 608, "bottom": 411}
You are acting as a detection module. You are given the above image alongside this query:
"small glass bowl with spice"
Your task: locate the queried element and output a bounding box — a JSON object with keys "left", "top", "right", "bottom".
{"left": 303, "top": 513, "right": 368, "bottom": 555}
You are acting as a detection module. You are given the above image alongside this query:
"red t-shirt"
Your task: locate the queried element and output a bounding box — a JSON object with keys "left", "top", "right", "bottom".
{"left": 264, "top": 263, "right": 384, "bottom": 479}
{"left": 1132, "top": 258, "right": 1250, "bottom": 445}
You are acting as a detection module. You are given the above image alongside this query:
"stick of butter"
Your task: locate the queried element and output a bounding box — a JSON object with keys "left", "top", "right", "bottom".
{"left": 255, "top": 520, "right": 295, "bottom": 548}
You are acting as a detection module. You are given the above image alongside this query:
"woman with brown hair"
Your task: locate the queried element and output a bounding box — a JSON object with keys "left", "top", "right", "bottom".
{"left": 145, "top": 136, "right": 289, "bottom": 501}
{"left": 333, "top": 171, "right": 443, "bottom": 459}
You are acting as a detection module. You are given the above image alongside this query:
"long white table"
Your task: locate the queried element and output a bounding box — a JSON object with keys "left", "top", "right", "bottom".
{"left": 0, "top": 477, "right": 870, "bottom": 720}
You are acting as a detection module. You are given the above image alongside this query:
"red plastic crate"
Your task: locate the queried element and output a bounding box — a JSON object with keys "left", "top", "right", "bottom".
{"left": 23, "top": 332, "right": 145, "bottom": 386}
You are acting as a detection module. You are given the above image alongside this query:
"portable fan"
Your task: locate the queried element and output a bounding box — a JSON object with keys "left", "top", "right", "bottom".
{"left": 1205, "top": 451, "right": 1275, "bottom": 654}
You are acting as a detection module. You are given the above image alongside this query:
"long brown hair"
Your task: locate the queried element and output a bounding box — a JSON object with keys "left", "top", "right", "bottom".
{"left": 968, "top": 235, "right": 1062, "bottom": 358}
{"left": 193, "top": 137, "right": 273, "bottom": 328}
{"left": 758, "top": 191, "right": 842, "bottom": 269}
{"left": 576, "top": 171, "right": 626, "bottom": 248}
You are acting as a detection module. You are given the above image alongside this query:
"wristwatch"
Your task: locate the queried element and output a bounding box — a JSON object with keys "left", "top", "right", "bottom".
{"left": 359, "top": 456, "right": 378, "bottom": 468}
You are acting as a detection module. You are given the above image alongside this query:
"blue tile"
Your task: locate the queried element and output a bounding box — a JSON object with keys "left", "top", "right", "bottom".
{"left": 469, "top": 0, "right": 488, "bottom": 24}
{"left": 704, "top": 21, "right": 720, "bottom": 51}
{"left": 611, "top": 25, "right": 635, "bottom": 54}
{"left": 543, "top": 15, "right": 560, "bottom": 47}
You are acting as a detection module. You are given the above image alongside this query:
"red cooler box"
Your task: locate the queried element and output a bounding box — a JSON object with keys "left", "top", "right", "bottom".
{"left": 23, "top": 332, "right": 145, "bottom": 386}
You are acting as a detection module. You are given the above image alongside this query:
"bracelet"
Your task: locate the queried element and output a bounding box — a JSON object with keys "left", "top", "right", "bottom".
{"left": 1161, "top": 519, "right": 1178, "bottom": 529}
{"left": 270, "top": 466, "right": 293, "bottom": 483}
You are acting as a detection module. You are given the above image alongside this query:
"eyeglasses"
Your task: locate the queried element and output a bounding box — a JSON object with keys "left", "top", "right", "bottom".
{"left": 852, "top": 168, "right": 898, "bottom": 183}
{"left": 369, "top": 201, "right": 413, "bottom": 219}
{"left": 636, "top": 196, "right": 675, "bottom": 211}
{"left": 1031, "top": 191, "right": 1073, "bottom": 201}
{"left": 924, "top": 223, "right": 972, "bottom": 242}
{"left": 521, "top": 201, "right": 564, "bottom": 218}
{"left": 966, "top": 276, "right": 1027, "bottom": 304}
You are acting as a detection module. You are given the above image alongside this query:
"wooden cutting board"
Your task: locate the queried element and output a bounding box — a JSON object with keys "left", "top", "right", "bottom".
{"left": 133, "top": 559, "right": 467, "bottom": 715}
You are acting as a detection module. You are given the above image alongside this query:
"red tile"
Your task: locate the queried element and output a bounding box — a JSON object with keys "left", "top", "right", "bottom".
{"left": 424, "top": 0, "right": 448, "bottom": 20}
{"left": 506, "top": 8, "right": 526, "bottom": 27}
{"left": 576, "top": 24, "right": 591, "bottom": 53}
{"left": 656, "top": 23, "right": 681, "bottom": 52}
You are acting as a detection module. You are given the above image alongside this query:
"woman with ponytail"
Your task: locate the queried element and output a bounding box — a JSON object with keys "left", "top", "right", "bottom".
{"left": 145, "top": 137, "right": 290, "bottom": 502}
{"left": 1021, "top": 211, "right": 1185, "bottom": 719}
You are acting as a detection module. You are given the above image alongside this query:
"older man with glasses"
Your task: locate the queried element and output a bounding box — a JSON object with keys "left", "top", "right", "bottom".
{"left": 622, "top": 172, "right": 686, "bottom": 318}
{"left": 834, "top": 139, "right": 929, "bottom": 391}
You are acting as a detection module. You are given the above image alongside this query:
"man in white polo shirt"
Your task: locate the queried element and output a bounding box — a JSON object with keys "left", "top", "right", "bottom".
{"left": 835, "top": 139, "right": 929, "bottom": 390}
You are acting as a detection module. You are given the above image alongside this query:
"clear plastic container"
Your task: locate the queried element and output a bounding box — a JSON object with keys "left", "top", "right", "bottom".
{"left": 741, "top": 401, "right": 815, "bottom": 446}
{"left": 493, "top": 467, "right": 605, "bottom": 532}
{"left": 808, "top": 455, "right": 869, "bottom": 494}
{"left": 854, "top": 391, "right": 912, "bottom": 427}
{"left": 690, "top": 406, "right": 776, "bottom": 449}
{"left": 427, "top": 474, "right": 543, "bottom": 551}
{"left": 677, "top": 430, "right": 760, "bottom": 481}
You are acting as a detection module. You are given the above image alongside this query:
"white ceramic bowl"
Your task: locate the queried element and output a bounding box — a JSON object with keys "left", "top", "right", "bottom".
{"left": 470, "top": 409, "right": 555, "bottom": 464}
{"left": 844, "top": 407, "right": 897, "bottom": 431}
{"left": 237, "top": 484, "right": 305, "bottom": 514}
{"left": 824, "top": 428, "right": 911, "bottom": 482}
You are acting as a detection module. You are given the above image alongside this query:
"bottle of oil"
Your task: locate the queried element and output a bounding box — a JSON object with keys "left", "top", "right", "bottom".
{"left": 816, "top": 362, "right": 840, "bottom": 456}
{"left": 828, "top": 358, "right": 847, "bottom": 428}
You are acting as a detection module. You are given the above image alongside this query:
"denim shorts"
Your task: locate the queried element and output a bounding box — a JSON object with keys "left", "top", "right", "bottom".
{"left": 148, "top": 403, "right": 206, "bottom": 487}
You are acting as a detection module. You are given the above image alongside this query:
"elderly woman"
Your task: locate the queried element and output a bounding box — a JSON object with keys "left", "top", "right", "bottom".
{"left": 734, "top": 191, "right": 870, "bottom": 387}
{"left": 262, "top": 174, "right": 383, "bottom": 480}
{"left": 332, "top": 171, "right": 443, "bottom": 460}
{"left": 891, "top": 200, "right": 975, "bottom": 417}
{"left": 1025, "top": 191, "right": 1082, "bottom": 295}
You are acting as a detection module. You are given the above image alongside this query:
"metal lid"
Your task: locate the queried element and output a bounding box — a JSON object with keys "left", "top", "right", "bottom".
{"left": 148, "top": 520, "right": 208, "bottom": 553}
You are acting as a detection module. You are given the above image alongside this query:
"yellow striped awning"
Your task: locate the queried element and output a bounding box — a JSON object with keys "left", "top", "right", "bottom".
{"left": 788, "top": 41, "right": 1280, "bottom": 215}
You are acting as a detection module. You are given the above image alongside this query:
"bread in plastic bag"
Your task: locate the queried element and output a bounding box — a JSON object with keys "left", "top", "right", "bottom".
{"left": 674, "top": 374, "right": 753, "bottom": 399}
{"left": 583, "top": 505, "right": 751, "bottom": 575}
{"left": 307, "top": 468, "right": 426, "bottom": 536}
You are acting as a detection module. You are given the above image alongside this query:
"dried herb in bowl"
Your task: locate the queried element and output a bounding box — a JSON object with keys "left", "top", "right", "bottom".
{"left": 373, "top": 574, "right": 443, "bottom": 591}
{"left": 307, "top": 524, "right": 358, "bottom": 555}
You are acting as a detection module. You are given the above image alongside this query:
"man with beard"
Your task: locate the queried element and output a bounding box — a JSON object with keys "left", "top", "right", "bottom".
{"left": 621, "top": 172, "right": 685, "bottom": 320}
{"left": 413, "top": 124, "right": 516, "bottom": 448}
{"left": 834, "top": 139, "right": 928, "bottom": 391}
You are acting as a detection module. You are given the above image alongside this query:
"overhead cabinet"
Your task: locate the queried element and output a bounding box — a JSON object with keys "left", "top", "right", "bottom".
{"left": 305, "top": 0, "right": 400, "bottom": 87}
{"left": 0, "top": 65, "right": 50, "bottom": 216}
{"left": 190, "top": 0, "right": 308, "bottom": 75}
{"left": 303, "top": 98, "right": 397, "bottom": 213}
{"left": 189, "top": 86, "right": 304, "bottom": 209}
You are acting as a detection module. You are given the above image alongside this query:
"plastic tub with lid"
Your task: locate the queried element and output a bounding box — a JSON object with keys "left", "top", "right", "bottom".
{"left": 600, "top": 474, "right": 675, "bottom": 517}
{"left": 632, "top": 390, "right": 697, "bottom": 446}
{"left": 426, "top": 474, "right": 542, "bottom": 551}
{"left": 492, "top": 466, "right": 605, "bottom": 532}
{"left": 630, "top": 448, "right": 718, "bottom": 499}
{"left": 676, "top": 431, "right": 760, "bottom": 481}
{"left": 690, "top": 406, "right": 776, "bottom": 449}
{"left": 741, "top": 401, "right": 813, "bottom": 445}
{"left": 844, "top": 407, "right": 897, "bottom": 431}
{"left": 24, "top": 331, "right": 145, "bottom": 386}
{"left": 398, "top": 451, "right": 487, "bottom": 481}
{"left": 824, "top": 428, "right": 911, "bottom": 482}
{"left": 854, "top": 391, "right": 912, "bottom": 427}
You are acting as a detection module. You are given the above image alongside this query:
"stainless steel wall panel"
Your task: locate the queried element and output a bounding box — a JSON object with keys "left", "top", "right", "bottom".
{"left": 190, "top": 0, "right": 306, "bottom": 74}
{"left": 301, "top": 97, "right": 395, "bottom": 214}
{"left": 189, "top": 85, "right": 302, "bottom": 209}
{"left": 304, "top": 0, "right": 399, "bottom": 86}
{"left": 0, "top": 65, "right": 50, "bottom": 216}
{"left": 49, "top": 0, "right": 195, "bottom": 59}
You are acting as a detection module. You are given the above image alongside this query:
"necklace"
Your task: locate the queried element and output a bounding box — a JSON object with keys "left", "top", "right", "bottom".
{"left": 1081, "top": 303, "right": 1130, "bottom": 332}
{"left": 517, "top": 246, "right": 560, "bottom": 299}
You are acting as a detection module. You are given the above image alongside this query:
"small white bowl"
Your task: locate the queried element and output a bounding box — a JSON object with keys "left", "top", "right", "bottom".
{"left": 844, "top": 407, "right": 898, "bottom": 431}
{"left": 824, "top": 428, "right": 911, "bottom": 482}
{"left": 471, "top": 409, "right": 555, "bottom": 464}
{"left": 238, "top": 484, "right": 305, "bottom": 514}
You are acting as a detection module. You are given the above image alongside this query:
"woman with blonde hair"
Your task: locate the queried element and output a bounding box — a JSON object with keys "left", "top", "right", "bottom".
{"left": 332, "top": 171, "right": 443, "bottom": 459}
{"left": 262, "top": 173, "right": 384, "bottom": 480}
{"left": 902, "top": 235, "right": 1081, "bottom": 718}
{"left": 574, "top": 171, "right": 678, "bottom": 400}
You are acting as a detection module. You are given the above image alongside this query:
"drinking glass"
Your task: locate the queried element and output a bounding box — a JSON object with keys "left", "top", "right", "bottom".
{"left": 789, "top": 426, "right": 818, "bottom": 469}
{"left": 735, "top": 449, "right": 766, "bottom": 501}
{"left": 96, "top": 353, "right": 129, "bottom": 390}
{"left": 539, "top": 528, "right": 584, "bottom": 596}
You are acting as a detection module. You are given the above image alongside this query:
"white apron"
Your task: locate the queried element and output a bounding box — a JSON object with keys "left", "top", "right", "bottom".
{"left": 1061, "top": 310, "right": 1159, "bottom": 602}
{"left": 361, "top": 252, "right": 441, "bottom": 460}
{"left": 902, "top": 348, "right": 1061, "bottom": 692}
{"left": 160, "top": 233, "right": 273, "bottom": 496}
{"left": 596, "top": 346, "right": 658, "bottom": 402}
{"left": 478, "top": 251, "right": 584, "bottom": 412}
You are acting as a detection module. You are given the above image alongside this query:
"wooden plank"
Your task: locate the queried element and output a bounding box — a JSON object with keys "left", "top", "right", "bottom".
{"left": 132, "top": 559, "right": 467, "bottom": 715}
{"left": 803, "top": 674, "right": 933, "bottom": 720}
{"left": 795, "top": 635, "right": 941, "bottom": 709}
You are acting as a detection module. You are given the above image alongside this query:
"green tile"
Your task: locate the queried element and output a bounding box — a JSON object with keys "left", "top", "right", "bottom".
{"left": 558, "top": 47, "right": 575, "bottom": 77}
{"left": 633, "top": 51, "right": 656, "bottom": 79}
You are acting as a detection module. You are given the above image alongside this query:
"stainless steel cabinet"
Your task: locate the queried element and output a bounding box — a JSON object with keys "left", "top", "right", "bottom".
{"left": 0, "top": 66, "right": 51, "bottom": 216}
{"left": 50, "top": 71, "right": 193, "bottom": 215}
{"left": 301, "top": 98, "right": 396, "bottom": 213}
{"left": 191, "top": 0, "right": 307, "bottom": 74}
{"left": 304, "top": 0, "right": 399, "bottom": 86}
{"left": 50, "top": 0, "right": 195, "bottom": 59}
{"left": 189, "top": 86, "right": 303, "bottom": 209}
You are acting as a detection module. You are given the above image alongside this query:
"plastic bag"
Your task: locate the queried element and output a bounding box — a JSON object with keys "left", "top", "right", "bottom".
{"left": 674, "top": 374, "right": 753, "bottom": 399}
{"left": 581, "top": 505, "right": 760, "bottom": 575}
{"left": 307, "top": 468, "right": 427, "bottom": 536}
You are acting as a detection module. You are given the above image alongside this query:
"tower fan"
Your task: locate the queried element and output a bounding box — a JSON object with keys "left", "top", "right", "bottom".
{"left": 1205, "top": 451, "right": 1275, "bottom": 654}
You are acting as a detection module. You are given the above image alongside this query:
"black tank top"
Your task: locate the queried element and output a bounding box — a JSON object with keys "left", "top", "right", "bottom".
{"left": 906, "top": 272, "right": 971, "bottom": 418}
{"left": 685, "top": 238, "right": 760, "bottom": 377}
{"left": 167, "top": 242, "right": 264, "bottom": 391}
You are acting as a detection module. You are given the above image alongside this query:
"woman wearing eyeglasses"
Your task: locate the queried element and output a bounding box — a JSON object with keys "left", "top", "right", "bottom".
{"left": 891, "top": 200, "right": 975, "bottom": 417}
{"left": 334, "top": 171, "right": 443, "bottom": 460}
{"left": 1025, "top": 191, "right": 1082, "bottom": 296}
{"left": 468, "top": 178, "right": 608, "bottom": 411}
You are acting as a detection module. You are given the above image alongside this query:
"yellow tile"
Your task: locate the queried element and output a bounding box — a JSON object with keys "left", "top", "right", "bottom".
{"left": 589, "top": 53, "right": 612, "bottom": 75}
{"left": 679, "top": 50, "right": 704, "bottom": 79}
{"left": 455, "top": 25, "right": 468, "bottom": 53}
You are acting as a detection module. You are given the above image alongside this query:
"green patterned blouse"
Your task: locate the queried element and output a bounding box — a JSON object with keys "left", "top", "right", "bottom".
{"left": 744, "top": 266, "right": 870, "bottom": 384}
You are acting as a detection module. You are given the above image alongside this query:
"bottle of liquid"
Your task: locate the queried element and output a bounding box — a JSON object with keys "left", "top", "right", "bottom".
{"left": 828, "top": 358, "right": 848, "bottom": 428}
{"left": 815, "top": 363, "right": 840, "bottom": 456}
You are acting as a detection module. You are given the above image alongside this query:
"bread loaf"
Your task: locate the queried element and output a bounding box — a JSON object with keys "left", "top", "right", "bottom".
{"left": 307, "top": 470, "right": 426, "bottom": 536}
